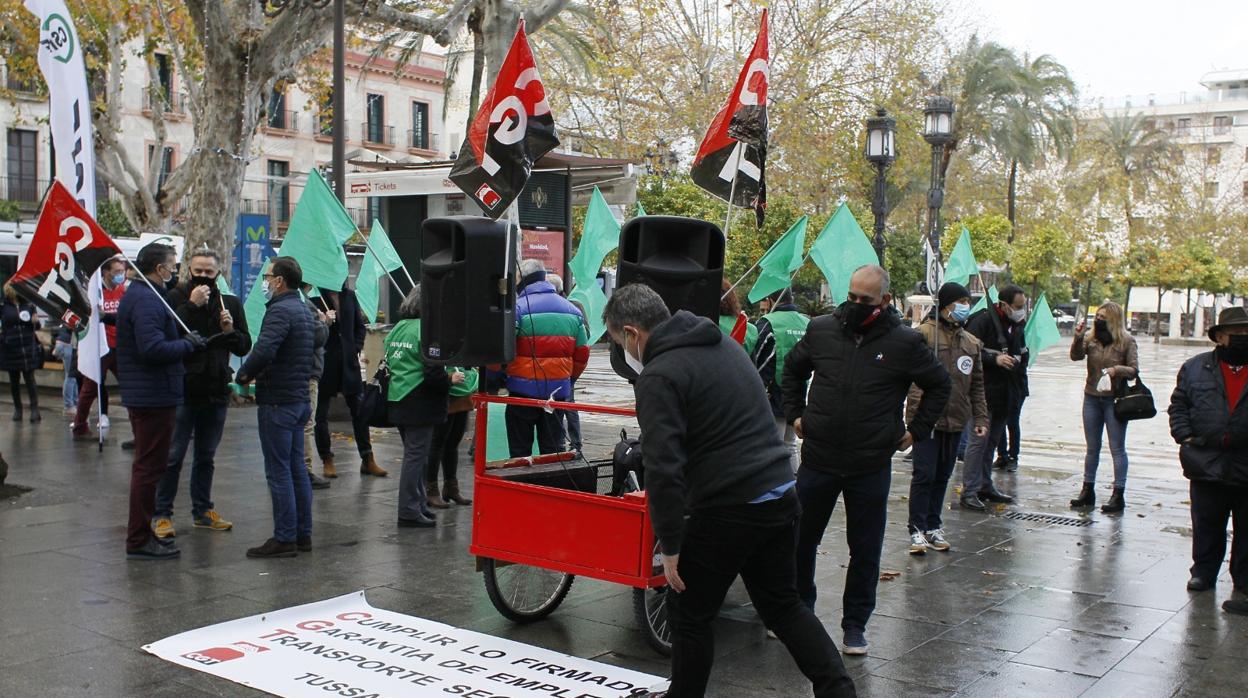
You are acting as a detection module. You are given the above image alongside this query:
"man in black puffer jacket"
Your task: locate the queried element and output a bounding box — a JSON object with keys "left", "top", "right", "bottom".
{"left": 606, "top": 283, "right": 856, "bottom": 698}
{"left": 782, "top": 265, "right": 950, "bottom": 656}
{"left": 236, "top": 257, "right": 316, "bottom": 559}
{"left": 1170, "top": 306, "right": 1248, "bottom": 614}
{"left": 153, "top": 250, "right": 251, "bottom": 538}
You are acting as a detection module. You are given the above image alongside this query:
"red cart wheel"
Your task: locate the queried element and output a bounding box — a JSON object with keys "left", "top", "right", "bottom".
{"left": 633, "top": 544, "right": 672, "bottom": 656}
{"left": 482, "top": 558, "right": 574, "bottom": 623}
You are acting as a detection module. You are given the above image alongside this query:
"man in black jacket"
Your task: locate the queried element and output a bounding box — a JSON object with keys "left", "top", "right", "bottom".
{"left": 152, "top": 250, "right": 250, "bottom": 538}
{"left": 605, "top": 284, "right": 856, "bottom": 698}
{"left": 782, "top": 265, "right": 950, "bottom": 656}
{"left": 960, "top": 285, "right": 1028, "bottom": 510}
{"left": 312, "top": 285, "right": 385, "bottom": 478}
{"left": 1169, "top": 306, "right": 1248, "bottom": 614}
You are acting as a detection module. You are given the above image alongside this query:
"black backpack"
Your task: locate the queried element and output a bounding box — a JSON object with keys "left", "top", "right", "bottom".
{"left": 611, "top": 429, "right": 644, "bottom": 496}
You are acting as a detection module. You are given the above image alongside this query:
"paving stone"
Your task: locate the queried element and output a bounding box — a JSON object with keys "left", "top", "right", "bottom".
{"left": 1011, "top": 628, "right": 1140, "bottom": 677}
{"left": 869, "top": 639, "right": 1014, "bottom": 691}
{"left": 956, "top": 661, "right": 1098, "bottom": 697}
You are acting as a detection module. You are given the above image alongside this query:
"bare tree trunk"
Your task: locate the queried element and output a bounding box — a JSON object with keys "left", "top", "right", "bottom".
{"left": 1185, "top": 287, "right": 1193, "bottom": 337}
{"left": 467, "top": 8, "right": 485, "bottom": 132}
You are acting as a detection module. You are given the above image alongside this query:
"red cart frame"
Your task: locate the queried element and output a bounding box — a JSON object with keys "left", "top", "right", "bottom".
{"left": 468, "top": 393, "right": 666, "bottom": 590}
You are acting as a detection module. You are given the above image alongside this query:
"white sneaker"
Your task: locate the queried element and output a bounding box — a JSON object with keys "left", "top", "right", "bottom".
{"left": 97, "top": 414, "right": 110, "bottom": 429}
{"left": 925, "top": 529, "right": 951, "bottom": 552}
{"left": 909, "top": 531, "right": 928, "bottom": 555}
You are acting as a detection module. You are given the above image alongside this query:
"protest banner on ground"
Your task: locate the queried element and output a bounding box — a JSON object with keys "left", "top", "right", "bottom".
{"left": 144, "top": 591, "right": 660, "bottom": 698}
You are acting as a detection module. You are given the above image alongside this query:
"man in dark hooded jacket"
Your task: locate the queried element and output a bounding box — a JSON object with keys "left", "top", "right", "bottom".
{"left": 605, "top": 283, "right": 856, "bottom": 698}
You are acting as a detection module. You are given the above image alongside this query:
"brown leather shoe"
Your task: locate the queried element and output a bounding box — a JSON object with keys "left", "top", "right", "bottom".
{"left": 427, "top": 481, "right": 451, "bottom": 509}
{"left": 322, "top": 455, "right": 337, "bottom": 479}
{"left": 360, "top": 453, "right": 388, "bottom": 477}
{"left": 445, "top": 479, "right": 473, "bottom": 505}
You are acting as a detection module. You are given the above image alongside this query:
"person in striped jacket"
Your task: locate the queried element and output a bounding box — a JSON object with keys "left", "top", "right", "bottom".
{"left": 500, "top": 259, "right": 589, "bottom": 457}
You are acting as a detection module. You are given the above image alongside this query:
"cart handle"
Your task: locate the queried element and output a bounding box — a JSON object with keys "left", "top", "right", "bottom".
{"left": 485, "top": 451, "right": 578, "bottom": 470}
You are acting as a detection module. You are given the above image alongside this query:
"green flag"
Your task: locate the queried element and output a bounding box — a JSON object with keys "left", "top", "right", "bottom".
{"left": 1024, "top": 292, "right": 1062, "bottom": 365}
{"left": 568, "top": 188, "right": 620, "bottom": 344}
{"left": 356, "top": 221, "right": 405, "bottom": 323}
{"left": 808, "top": 203, "right": 877, "bottom": 303}
{"left": 215, "top": 275, "right": 235, "bottom": 296}
{"left": 747, "top": 216, "right": 808, "bottom": 303}
{"left": 636, "top": 202, "right": 647, "bottom": 217}
{"left": 944, "top": 227, "right": 979, "bottom": 286}
{"left": 278, "top": 169, "right": 354, "bottom": 290}
{"left": 244, "top": 259, "right": 271, "bottom": 343}
{"left": 971, "top": 284, "right": 999, "bottom": 314}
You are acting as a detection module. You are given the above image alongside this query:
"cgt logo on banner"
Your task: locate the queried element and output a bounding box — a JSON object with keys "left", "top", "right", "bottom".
{"left": 144, "top": 591, "right": 660, "bottom": 698}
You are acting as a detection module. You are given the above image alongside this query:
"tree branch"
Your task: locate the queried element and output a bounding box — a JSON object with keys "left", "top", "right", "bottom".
{"left": 156, "top": 0, "right": 201, "bottom": 117}
{"left": 524, "top": 0, "right": 574, "bottom": 33}
{"left": 368, "top": 0, "right": 477, "bottom": 47}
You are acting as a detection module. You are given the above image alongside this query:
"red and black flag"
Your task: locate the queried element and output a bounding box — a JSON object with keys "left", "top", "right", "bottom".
{"left": 691, "top": 9, "right": 769, "bottom": 227}
{"left": 450, "top": 20, "right": 559, "bottom": 219}
{"left": 9, "top": 180, "right": 121, "bottom": 328}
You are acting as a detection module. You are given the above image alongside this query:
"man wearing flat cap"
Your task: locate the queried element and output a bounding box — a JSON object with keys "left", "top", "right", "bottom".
{"left": 1169, "top": 305, "right": 1248, "bottom": 614}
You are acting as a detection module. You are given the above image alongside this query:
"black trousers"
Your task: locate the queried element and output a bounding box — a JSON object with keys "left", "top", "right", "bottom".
{"left": 796, "top": 466, "right": 891, "bottom": 632}
{"left": 996, "top": 395, "right": 1025, "bottom": 461}
{"left": 667, "top": 491, "right": 857, "bottom": 698}
{"left": 504, "top": 404, "right": 563, "bottom": 458}
{"left": 428, "top": 411, "right": 469, "bottom": 484}
{"left": 7, "top": 370, "right": 37, "bottom": 410}
{"left": 313, "top": 390, "right": 373, "bottom": 459}
{"left": 1190, "top": 480, "right": 1248, "bottom": 588}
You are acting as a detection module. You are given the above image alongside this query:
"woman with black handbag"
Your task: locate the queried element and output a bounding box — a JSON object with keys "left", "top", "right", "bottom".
{"left": 1069, "top": 301, "right": 1139, "bottom": 513}
{"left": 383, "top": 286, "right": 452, "bottom": 528}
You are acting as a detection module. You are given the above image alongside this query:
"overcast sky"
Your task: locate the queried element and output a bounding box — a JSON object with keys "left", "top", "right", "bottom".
{"left": 958, "top": 0, "right": 1248, "bottom": 100}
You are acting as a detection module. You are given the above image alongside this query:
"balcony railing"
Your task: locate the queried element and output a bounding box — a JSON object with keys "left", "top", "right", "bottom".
{"left": 240, "top": 197, "right": 290, "bottom": 222}
{"left": 407, "top": 128, "right": 432, "bottom": 150}
{"left": 266, "top": 109, "right": 299, "bottom": 131}
{"left": 1, "top": 176, "right": 46, "bottom": 203}
{"left": 142, "top": 86, "right": 188, "bottom": 115}
{"left": 4, "top": 73, "right": 42, "bottom": 95}
{"left": 1090, "top": 87, "right": 1248, "bottom": 110}
{"left": 361, "top": 122, "right": 394, "bottom": 146}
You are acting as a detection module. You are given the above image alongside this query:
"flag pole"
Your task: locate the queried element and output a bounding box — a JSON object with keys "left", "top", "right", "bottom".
{"left": 722, "top": 219, "right": 791, "bottom": 300}
{"left": 721, "top": 145, "right": 744, "bottom": 242}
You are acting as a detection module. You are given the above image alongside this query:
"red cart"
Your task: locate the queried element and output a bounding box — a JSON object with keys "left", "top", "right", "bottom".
{"left": 468, "top": 393, "right": 672, "bottom": 655}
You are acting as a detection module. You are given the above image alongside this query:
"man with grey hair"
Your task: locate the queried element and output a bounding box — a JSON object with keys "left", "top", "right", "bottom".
{"left": 782, "top": 264, "right": 950, "bottom": 656}
{"left": 607, "top": 283, "right": 856, "bottom": 698}
{"left": 495, "top": 259, "right": 588, "bottom": 457}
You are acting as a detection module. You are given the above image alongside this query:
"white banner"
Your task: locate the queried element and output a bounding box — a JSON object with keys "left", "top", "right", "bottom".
{"left": 144, "top": 591, "right": 661, "bottom": 698}
{"left": 24, "top": 0, "right": 96, "bottom": 215}
{"left": 76, "top": 268, "right": 107, "bottom": 384}
{"left": 138, "top": 232, "right": 186, "bottom": 262}
{"left": 923, "top": 237, "right": 943, "bottom": 296}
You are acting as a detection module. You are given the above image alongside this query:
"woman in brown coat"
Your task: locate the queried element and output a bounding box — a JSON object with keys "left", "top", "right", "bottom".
{"left": 1070, "top": 301, "right": 1139, "bottom": 512}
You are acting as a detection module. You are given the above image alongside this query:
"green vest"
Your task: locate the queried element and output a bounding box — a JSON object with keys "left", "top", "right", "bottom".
{"left": 384, "top": 319, "right": 425, "bottom": 402}
{"left": 449, "top": 367, "right": 480, "bottom": 397}
{"left": 719, "top": 314, "right": 759, "bottom": 356}
{"left": 764, "top": 310, "right": 810, "bottom": 385}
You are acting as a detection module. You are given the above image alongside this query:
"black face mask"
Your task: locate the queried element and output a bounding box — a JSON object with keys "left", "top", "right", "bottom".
{"left": 1218, "top": 334, "right": 1248, "bottom": 366}
{"left": 1094, "top": 319, "right": 1113, "bottom": 345}
{"left": 190, "top": 275, "right": 217, "bottom": 291}
{"left": 839, "top": 300, "right": 883, "bottom": 334}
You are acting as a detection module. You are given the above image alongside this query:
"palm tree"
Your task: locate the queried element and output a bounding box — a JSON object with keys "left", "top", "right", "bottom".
{"left": 994, "top": 53, "right": 1076, "bottom": 241}
{"left": 938, "top": 36, "right": 1019, "bottom": 184}
{"left": 1089, "top": 112, "right": 1175, "bottom": 239}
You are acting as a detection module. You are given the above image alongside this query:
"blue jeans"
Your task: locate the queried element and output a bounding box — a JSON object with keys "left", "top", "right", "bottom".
{"left": 909, "top": 430, "right": 960, "bottom": 532}
{"left": 258, "top": 402, "right": 313, "bottom": 542}
{"left": 796, "top": 466, "right": 891, "bottom": 632}
{"left": 58, "top": 349, "right": 78, "bottom": 409}
{"left": 1082, "top": 394, "right": 1128, "bottom": 488}
{"left": 154, "top": 404, "right": 228, "bottom": 518}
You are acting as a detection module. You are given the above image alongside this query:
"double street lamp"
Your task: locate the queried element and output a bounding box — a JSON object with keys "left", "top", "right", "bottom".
{"left": 922, "top": 96, "right": 955, "bottom": 258}
{"left": 864, "top": 108, "right": 897, "bottom": 265}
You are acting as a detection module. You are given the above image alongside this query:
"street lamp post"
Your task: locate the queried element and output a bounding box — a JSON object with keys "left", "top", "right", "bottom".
{"left": 922, "top": 95, "right": 955, "bottom": 257}
{"left": 864, "top": 107, "right": 897, "bottom": 265}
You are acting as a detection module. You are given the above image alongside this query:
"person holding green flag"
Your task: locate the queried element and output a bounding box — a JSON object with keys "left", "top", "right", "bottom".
{"left": 384, "top": 285, "right": 452, "bottom": 528}
{"left": 754, "top": 288, "right": 809, "bottom": 472}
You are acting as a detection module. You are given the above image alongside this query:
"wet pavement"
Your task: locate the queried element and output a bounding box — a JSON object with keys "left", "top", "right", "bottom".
{"left": 2, "top": 337, "right": 1247, "bottom": 697}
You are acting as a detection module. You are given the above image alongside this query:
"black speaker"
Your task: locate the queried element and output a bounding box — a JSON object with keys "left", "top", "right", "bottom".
{"left": 616, "top": 215, "right": 725, "bottom": 320}
{"left": 420, "top": 216, "right": 516, "bottom": 366}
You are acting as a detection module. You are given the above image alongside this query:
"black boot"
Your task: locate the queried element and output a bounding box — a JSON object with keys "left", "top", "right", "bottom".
{"left": 1069, "top": 483, "right": 1096, "bottom": 509}
{"left": 1101, "top": 487, "right": 1125, "bottom": 513}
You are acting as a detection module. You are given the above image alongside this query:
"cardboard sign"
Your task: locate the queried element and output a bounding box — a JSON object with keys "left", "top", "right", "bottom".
{"left": 144, "top": 591, "right": 660, "bottom": 698}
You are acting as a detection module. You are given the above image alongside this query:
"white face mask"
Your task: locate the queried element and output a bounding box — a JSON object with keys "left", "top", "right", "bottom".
{"left": 262, "top": 280, "right": 272, "bottom": 300}
{"left": 623, "top": 331, "right": 644, "bottom": 375}
{"left": 1010, "top": 307, "right": 1027, "bottom": 323}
